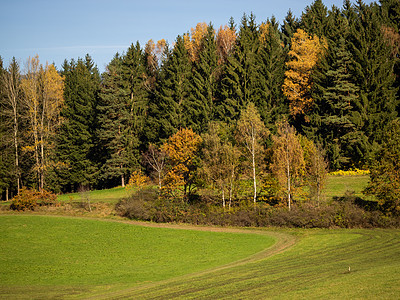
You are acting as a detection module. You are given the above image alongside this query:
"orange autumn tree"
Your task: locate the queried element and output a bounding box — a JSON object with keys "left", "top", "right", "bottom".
{"left": 216, "top": 24, "right": 236, "bottom": 64}
{"left": 162, "top": 128, "right": 202, "bottom": 199}
{"left": 184, "top": 22, "right": 209, "bottom": 62}
{"left": 282, "top": 29, "right": 327, "bottom": 117}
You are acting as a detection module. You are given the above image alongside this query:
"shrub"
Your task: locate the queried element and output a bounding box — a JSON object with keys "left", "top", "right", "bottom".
{"left": 328, "top": 168, "right": 370, "bottom": 176}
{"left": 10, "top": 188, "right": 58, "bottom": 211}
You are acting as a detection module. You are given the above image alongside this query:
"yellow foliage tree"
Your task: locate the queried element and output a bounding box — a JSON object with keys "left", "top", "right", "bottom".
{"left": 126, "top": 170, "right": 149, "bottom": 191}
{"left": 162, "top": 128, "right": 202, "bottom": 199}
{"left": 20, "top": 56, "right": 64, "bottom": 190}
{"left": 259, "top": 22, "right": 270, "bottom": 45}
{"left": 216, "top": 25, "right": 236, "bottom": 64}
{"left": 282, "top": 29, "right": 327, "bottom": 117}
{"left": 271, "top": 120, "right": 305, "bottom": 211}
{"left": 184, "top": 22, "right": 209, "bottom": 62}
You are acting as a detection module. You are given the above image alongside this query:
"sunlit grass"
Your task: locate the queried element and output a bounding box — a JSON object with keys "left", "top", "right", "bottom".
{"left": 0, "top": 215, "right": 274, "bottom": 298}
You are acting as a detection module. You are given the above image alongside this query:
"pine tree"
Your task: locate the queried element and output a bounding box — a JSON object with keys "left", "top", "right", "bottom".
{"left": 313, "top": 36, "right": 364, "bottom": 169}
{"left": 57, "top": 56, "right": 100, "bottom": 192}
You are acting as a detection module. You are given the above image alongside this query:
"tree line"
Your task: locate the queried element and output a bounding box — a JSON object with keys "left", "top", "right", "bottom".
{"left": 1, "top": 0, "right": 399, "bottom": 211}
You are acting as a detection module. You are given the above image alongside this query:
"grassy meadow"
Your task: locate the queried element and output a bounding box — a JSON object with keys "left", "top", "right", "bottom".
{"left": 2, "top": 174, "right": 397, "bottom": 299}
{"left": 0, "top": 215, "right": 274, "bottom": 298}
{"left": 53, "top": 174, "right": 371, "bottom": 205}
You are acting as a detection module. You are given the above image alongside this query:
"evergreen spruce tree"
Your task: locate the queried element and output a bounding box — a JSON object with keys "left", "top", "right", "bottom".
{"left": 348, "top": 0, "right": 398, "bottom": 159}
{"left": 57, "top": 56, "right": 100, "bottom": 192}
{"left": 121, "top": 42, "right": 149, "bottom": 168}
{"left": 315, "top": 37, "right": 365, "bottom": 169}
{"left": 96, "top": 54, "right": 131, "bottom": 188}
{"left": 189, "top": 24, "right": 219, "bottom": 133}
{"left": 281, "top": 9, "right": 299, "bottom": 49}
{"left": 147, "top": 36, "right": 192, "bottom": 142}
{"left": 216, "top": 13, "right": 260, "bottom": 124}
{"left": 300, "top": 0, "right": 329, "bottom": 38}
{"left": 255, "top": 17, "right": 287, "bottom": 129}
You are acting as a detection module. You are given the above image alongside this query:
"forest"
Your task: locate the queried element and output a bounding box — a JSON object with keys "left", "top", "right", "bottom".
{"left": 1, "top": 0, "right": 399, "bottom": 216}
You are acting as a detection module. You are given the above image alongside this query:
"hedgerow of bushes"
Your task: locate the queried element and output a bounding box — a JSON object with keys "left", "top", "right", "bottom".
{"left": 115, "top": 188, "right": 400, "bottom": 229}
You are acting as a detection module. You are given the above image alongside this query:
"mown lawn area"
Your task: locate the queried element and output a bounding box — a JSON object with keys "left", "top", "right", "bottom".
{"left": 0, "top": 215, "right": 274, "bottom": 299}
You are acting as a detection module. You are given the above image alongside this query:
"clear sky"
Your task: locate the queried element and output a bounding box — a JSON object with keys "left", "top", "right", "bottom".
{"left": 1, "top": 0, "right": 373, "bottom": 73}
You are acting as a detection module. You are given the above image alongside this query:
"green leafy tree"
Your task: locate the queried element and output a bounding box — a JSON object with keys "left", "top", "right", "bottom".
{"left": 364, "top": 119, "right": 400, "bottom": 214}
{"left": 202, "top": 122, "right": 240, "bottom": 208}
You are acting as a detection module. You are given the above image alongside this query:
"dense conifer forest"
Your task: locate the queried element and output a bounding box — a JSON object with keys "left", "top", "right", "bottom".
{"left": 1, "top": 0, "right": 399, "bottom": 215}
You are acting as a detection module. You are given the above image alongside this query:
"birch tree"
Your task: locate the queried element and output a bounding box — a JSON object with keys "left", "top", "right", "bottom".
{"left": 236, "top": 103, "right": 267, "bottom": 203}
{"left": 143, "top": 143, "right": 166, "bottom": 190}
{"left": 2, "top": 58, "right": 21, "bottom": 192}
{"left": 20, "top": 56, "right": 64, "bottom": 190}
{"left": 271, "top": 120, "right": 305, "bottom": 211}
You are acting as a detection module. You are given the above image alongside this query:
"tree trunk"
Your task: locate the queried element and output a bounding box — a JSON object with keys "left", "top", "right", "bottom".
{"left": 13, "top": 107, "right": 20, "bottom": 192}
{"left": 121, "top": 173, "right": 125, "bottom": 187}
{"left": 286, "top": 137, "right": 291, "bottom": 212}
{"left": 222, "top": 186, "right": 225, "bottom": 208}
{"left": 252, "top": 145, "right": 257, "bottom": 204}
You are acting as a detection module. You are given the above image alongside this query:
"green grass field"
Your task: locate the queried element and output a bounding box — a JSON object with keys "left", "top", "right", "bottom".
{"left": 56, "top": 186, "right": 131, "bottom": 203}
{"left": 106, "top": 228, "right": 400, "bottom": 299}
{"left": 325, "top": 175, "right": 371, "bottom": 200}
{"left": 0, "top": 215, "right": 274, "bottom": 299}
{"left": 1, "top": 215, "right": 399, "bottom": 299}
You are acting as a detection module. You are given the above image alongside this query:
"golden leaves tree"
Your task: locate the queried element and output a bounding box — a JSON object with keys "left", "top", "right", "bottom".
{"left": 282, "top": 29, "right": 326, "bottom": 117}
{"left": 202, "top": 122, "right": 241, "bottom": 208}
{"left": 299, "top": 135, "right": 328, "bottom": 205}
{"left": 216, "top": 25, "right": 236, "bottom": 64}
{"left": 236, "top": 103, "right": 268, "bottom": 204}
{"left": 184, "top": 22, "right": 209, "bottom": 62}
{"left": 162, "top": 128, "right": 202, "bottom": 199}
{"left": 271, "top": 120, "right": 305, "bottom": 211}
{"left": 20, "top": 56, "right": 64, "bottom": 190}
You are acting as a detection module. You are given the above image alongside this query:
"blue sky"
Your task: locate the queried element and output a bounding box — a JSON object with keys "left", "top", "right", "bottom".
{"left": 1, "top": 0, "right": 373, "bottom": 73}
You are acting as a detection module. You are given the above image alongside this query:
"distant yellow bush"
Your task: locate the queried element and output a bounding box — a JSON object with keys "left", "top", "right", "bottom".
{"left": 328, "top": 169, "right": 370, "bottom": 176}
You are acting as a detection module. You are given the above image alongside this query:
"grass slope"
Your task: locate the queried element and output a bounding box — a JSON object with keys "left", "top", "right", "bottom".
{"left": 54, "top": 175, "right": 371, "bottom": 205}
{"left": 0, "top": 215, "right": 274, "bottom": 299}
{"left": 112, "top": 228, "right": 400, "bottom": 299}
{"left": 324, "top": 175, "right": 370, "bottom": 200}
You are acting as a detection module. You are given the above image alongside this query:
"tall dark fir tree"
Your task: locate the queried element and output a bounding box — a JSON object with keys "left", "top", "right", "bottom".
{"left": 57, "top": 55, "right": 100, "bottom": 192}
